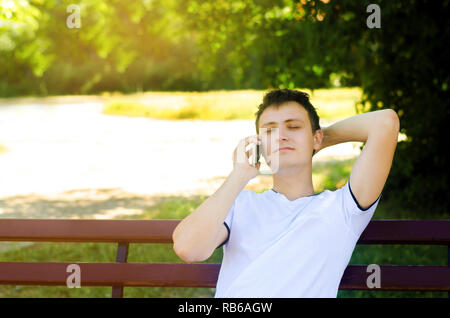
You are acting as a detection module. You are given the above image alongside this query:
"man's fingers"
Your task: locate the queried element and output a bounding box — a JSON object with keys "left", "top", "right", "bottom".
{"left": 233, "top": 135, "right": 261, "bottom": 165}
{"left": 245, "top": 135, "right": 261, "bottom": 146}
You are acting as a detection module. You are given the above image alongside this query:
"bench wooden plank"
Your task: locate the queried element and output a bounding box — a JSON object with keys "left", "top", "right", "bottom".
{"left": 357, "top": 220, "right": 450, "bottom": 245}
{"left": 0, "top": 219, "right": 449, "bottom": 244}
{"left": 0, "top": 263, "right": 448, "bottom": 291}
{"left": 340, "top": 265, "right": 450, "bottom": 291}
{"left": 0, "top": 219, "right": 177, "bottom": 243}
{"left": 0, "top": 262, "right": 219, "bottom": 288}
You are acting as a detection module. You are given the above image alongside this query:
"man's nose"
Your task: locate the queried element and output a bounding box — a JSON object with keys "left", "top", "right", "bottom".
{"left": 277, "top": 127, "right": 289, "bottom": 141}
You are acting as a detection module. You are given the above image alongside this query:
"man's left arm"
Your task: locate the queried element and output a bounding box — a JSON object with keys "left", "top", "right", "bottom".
{"left": 317, "top": 109, "right": 400, "bottom": 209}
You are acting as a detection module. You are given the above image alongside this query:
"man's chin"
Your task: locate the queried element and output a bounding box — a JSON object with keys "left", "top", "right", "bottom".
{"left": 271, "top": 162, "right": 308, "bottom": 175}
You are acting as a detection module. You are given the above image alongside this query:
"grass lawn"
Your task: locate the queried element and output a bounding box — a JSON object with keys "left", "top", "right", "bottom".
{"left": 0, "top": 158, "right": 447, "bottom": 298}
{"left": 102, "top": 87, "right": 362, "bottom": 122}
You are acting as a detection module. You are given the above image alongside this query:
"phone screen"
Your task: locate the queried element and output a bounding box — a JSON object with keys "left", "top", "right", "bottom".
{"left": 256, "top": 143, "right": 260, "bottom": 164}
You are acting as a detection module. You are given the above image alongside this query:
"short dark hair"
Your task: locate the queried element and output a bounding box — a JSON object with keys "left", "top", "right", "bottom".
{"left": 254, "top": 89, "right": 321, "bottom": 156}
{"left": 255, "top": 88, "right": 321, "bottom": 134}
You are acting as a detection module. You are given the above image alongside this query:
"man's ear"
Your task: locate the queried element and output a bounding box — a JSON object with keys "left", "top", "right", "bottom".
{"left": 312, "top": 129, "right": 324, "bottom": 156}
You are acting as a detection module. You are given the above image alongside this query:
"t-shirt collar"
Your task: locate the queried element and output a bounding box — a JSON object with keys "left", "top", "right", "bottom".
{"left": 269, "top": 188, "right": 321, "bottom": 205}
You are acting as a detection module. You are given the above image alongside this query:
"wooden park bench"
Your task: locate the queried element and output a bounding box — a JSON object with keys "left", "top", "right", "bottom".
{"left": 0, "top": 219, "right": 449, "bottom": 297}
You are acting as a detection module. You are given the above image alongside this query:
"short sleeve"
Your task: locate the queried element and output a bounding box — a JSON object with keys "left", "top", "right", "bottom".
{"left": 216, "top": 195, "right": 237, "bottom": 249}
{"left": 339, "top": 179, "right": 382, "bottom": 238}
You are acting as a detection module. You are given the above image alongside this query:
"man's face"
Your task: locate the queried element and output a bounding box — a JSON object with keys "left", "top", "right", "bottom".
{"left": 258, "top": 101, "right": 321, "bottom": 173}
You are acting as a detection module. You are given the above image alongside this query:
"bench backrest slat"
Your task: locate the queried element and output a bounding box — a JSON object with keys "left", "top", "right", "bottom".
{"left": 0, "top": 219, "right": 449, "bottom": 244}
{"left": 0, "top": 219, "right": 177, "bottom": 243}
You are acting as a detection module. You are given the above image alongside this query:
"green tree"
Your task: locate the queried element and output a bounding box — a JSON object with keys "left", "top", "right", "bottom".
{"left": 0, "top": 0, "right": 53, "bottom": 95}
{"left": 0, "top": 0, "right": 204, "bottom": 95}
{"left": 296, "top": 0, "right": 450, "bottom": 215}
{"left": 177, "top": 0, "right": 450, "bottom": 215}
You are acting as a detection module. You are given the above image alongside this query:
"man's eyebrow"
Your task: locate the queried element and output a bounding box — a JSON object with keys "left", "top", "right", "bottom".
{"left": 261, "top": 118, "right": 305, "bottom": 126}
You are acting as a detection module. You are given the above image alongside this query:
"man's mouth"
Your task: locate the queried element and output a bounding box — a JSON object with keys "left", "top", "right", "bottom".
{"left": 277, "top": 147, "right": 294, "bottom": 152}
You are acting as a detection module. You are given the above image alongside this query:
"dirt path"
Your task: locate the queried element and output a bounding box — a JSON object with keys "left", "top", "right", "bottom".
{"left": 0, "top": 101, "right": 361, "bottom": 220}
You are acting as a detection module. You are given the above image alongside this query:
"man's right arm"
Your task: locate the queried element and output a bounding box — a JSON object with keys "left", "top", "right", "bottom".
{"left": 172, "top": 169, "right": 250, "bottom": 263}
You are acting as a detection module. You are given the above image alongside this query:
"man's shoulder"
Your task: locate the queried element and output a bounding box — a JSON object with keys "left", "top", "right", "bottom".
{"left": 240, "top": 189, "right": 268, "bottom": 198}
{"left": 235, "top": 189, "right": 269, "bottom": 206}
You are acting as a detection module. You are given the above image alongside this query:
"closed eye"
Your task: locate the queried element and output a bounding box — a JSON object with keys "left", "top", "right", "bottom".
{"left": 265, "top": 126, "right": 300, "bottom": 133}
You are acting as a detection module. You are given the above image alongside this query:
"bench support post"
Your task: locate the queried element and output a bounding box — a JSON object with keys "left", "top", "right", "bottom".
{"left": 112, "top": 242, "right": 129, "bottom": 298}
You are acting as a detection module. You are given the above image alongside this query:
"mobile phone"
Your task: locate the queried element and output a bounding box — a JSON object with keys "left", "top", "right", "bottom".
{"left": 251, "top": 142, "right": 261, "bottom": 167}
{"left": 251, "top": 128, "right": 280, "bottom": 175}
{"left": 256, "top": 143, "right": 261, "bottom": 164}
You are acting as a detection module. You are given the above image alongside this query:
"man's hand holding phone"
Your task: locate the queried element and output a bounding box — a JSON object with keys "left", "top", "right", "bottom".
{"left": 232, "top": 135, "right": 261, "bottom": 181}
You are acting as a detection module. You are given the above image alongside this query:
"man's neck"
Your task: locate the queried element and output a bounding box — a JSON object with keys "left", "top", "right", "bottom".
{"left": 272, "top": 167, "right": 315, "bottom": 201}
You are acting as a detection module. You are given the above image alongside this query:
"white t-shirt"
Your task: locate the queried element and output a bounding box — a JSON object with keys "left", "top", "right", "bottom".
{"left": 214, "top": 180, "right": 382, "bottom": 298}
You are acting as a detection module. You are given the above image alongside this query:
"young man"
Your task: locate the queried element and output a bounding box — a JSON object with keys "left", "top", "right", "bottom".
{"left": 172, "top": 89, "right": 400, "bottom": 298}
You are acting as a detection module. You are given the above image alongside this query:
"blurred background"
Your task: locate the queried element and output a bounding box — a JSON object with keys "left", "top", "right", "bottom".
{"left": 0, "top": 0, "right": 448, "bottom": 297}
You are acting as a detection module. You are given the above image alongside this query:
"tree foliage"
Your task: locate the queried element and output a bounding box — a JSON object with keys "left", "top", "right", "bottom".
{"left": 296, "top": 0, "right": 450, "bottom": 214}
{"left": 1, "top": 0, "right": 203, "bottom": 95}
